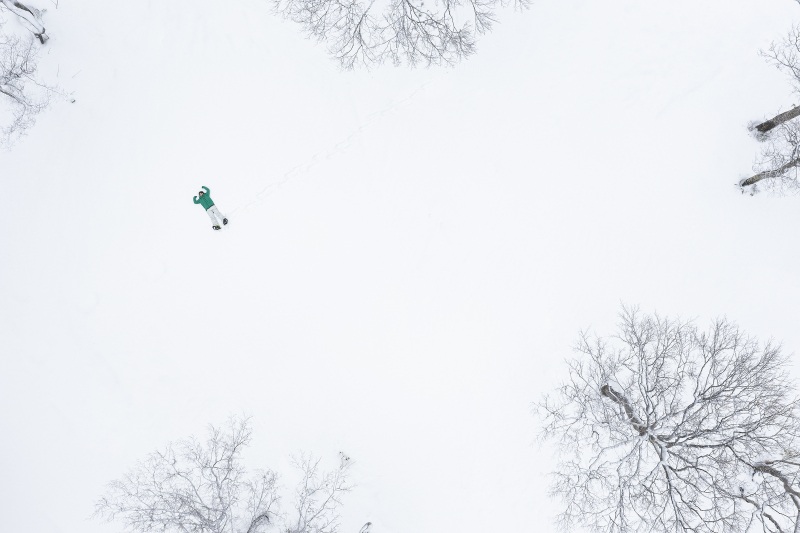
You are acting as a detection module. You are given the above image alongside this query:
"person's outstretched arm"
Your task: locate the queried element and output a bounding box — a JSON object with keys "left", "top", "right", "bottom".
{"left": 193, "top": 195, "right": 200, "bottom": 204}
{"left": 202, "top": 186, "right": 210, "bottom": 194}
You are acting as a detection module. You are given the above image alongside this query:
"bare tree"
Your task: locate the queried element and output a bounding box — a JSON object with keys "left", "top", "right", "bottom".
{"left": 0, "top": 1, "right": 54, "bottom": 146}
{"left": 0, "top": 31, "right": 51, "bottom": 145}
{"left": 95, "top": 417, "right": 352, "bottom": 533}
{"left": 538, "top": 307, "right": 800, "bottom": 533}
{"left": 742, "top": 24, "right": 800, "bottom": 193}
{"left": 285, "top": 454, "right": 351, "bottom": 533}
{"left": 273, "top": 0, "right": 529, "bottom": 68}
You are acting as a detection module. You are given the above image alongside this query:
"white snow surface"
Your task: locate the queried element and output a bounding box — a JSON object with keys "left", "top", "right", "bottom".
{"left": 2, "top": 0, "right": 800, "bottom": 532}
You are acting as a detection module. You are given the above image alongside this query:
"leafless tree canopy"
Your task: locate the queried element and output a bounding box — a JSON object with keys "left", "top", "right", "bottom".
{"left": 0, "top": 32, "right": 50, "bottom": 145}
{"left": 0, "top": 1, "right": 53, "bottom": 146}
{"left": 742, "top": 24, "right": 800, "bottom": 193}
{"left": 539, "top": 308, "right": 800, "bottom": 533}
{"left": 274, "top": 0, "right": 530, "bottom": 68}
{"left": 95, "top": 417, "right": 352, "bottom": 533}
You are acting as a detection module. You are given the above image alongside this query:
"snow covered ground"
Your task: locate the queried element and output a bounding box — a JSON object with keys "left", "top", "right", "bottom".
{"left": 2, "top": 0, "right": 800, "bottom": 532}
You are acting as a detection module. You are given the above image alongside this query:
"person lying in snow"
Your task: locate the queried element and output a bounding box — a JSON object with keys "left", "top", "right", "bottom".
{"left": 193, "top": 186, "right": 228, "bottom": 230}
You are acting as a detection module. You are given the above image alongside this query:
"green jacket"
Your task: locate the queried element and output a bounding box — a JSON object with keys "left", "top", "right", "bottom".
{"left": 193, "top": 186, "right": 215, "bottom": 210}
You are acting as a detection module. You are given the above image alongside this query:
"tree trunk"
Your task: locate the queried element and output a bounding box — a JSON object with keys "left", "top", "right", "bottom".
{"left": 600, "top": 384, "right": 648, "bottom": 436}
{"left": 0, "top": 0, "right": 48, "bottom": 43}
{"left": 754, "top": 105, "right": 800, "bottom": 135}
{"left": 739, "top": 157, "right": 800, "bottom": 187}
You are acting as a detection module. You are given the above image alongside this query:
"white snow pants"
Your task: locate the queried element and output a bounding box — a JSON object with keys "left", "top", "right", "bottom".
{"left": 206, "top": 205, "right": 225, "bottom": 226}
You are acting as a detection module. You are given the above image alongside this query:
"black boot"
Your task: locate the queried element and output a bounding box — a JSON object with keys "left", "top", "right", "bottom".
{"left": 213, "top": 225, "right": 221, "bottom": 230}
{"left": 223, "top": 218, "right": 228, "bottom": 225}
